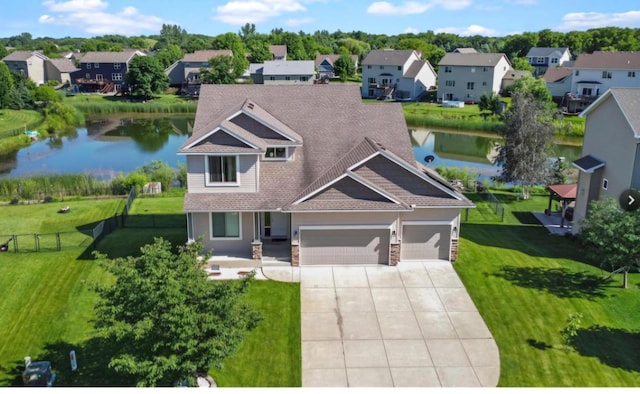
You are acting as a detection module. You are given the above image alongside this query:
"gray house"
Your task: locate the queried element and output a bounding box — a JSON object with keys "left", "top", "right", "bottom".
{"left": 572, "top": 88, "right": 640, "bottom": 232}
{"left": 178, "top": 84, "right": 473, "bottom": 266}
{"left": 437, "top": 52, "right": 511, "bottom": 103}
{"left": 45, "top": 58, "right": 79, "bottom": 84}
{"left": 526, "top": 47, "right": 572, "bottom": 77}
{"left": 315, "top": 54, "right": 359, "bottom": 79}
{"left": 2, "top": 51, "right": 49, "bottom": 85}
{"left": 165, "top": 49, "right": 233, "bottom": 89}
{"left": 250, "top": 60, "right": 315, "bottom": 85}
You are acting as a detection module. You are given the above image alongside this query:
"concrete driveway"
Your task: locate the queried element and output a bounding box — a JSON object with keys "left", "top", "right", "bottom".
{"left": 299, "top": 261, "right": 500, "bottom": 387}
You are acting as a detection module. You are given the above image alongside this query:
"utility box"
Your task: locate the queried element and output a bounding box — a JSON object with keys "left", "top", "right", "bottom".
{"left": 23, "top": 358, "right": 56, "bottom": 387}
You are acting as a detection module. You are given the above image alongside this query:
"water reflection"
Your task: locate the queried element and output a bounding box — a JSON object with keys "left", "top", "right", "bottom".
{"left": 0, "top": 114, "right": 194, "bottom": 179}
{"left": 411, "top": 128, "right": 582, "bottom": 179}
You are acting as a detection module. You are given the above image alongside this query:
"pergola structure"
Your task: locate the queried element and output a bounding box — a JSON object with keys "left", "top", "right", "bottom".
{"left": 547, "top": 183, "right": 577, "bottom": 228}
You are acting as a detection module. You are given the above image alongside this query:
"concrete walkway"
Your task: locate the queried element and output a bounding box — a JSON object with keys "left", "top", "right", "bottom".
{"left": 532, "top": 211, "right": 573, "bottom": 235}
{"left": 300, "top": 262, "right": 500, "bottom": 387}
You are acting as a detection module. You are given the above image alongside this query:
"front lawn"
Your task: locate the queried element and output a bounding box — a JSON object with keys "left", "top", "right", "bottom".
{"left": 456, "top": 192, "right": 640, "bottom": 386}
{"left": 0, "top": 197, "right": 300, "bottom": 387}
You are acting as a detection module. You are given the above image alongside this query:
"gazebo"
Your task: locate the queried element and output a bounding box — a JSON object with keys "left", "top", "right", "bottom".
{"left": 546, "top": 184, "right": 577, "bottom": 228}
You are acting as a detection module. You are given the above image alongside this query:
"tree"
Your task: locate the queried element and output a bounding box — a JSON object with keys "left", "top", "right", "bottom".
{"left": 246, "top": 39, "right": 271, "bottom": 63}
{"left": 200, "top": 55, "right": 237, "bottom": 84}
{"left": 155, "top": 44, "right": 184, "bottom": 69}
{"left": 238, "top": 23, "right": 257, "bottom": 42}
{"left": 511, "top": 57, "right": 535, "bottom": 72}
{"left": 496, "top": 92, "right": 554, "bottom": 199}
{"left": 93, "top": 238, "right": 260, "bottom": 386}
{"left": 211, "top": 33, "right": 249, "bottom": 80}
{"left": 139, "top": 160, "right": 175, "bottom": 189}
{"left": 0, "top": 63, "right": 13, "bottom": 108}
{"left": 579, "top": 198, "right": 640, "bottom": 288}
{"left": 478, "top": 91, "right": 502, "bottom": 117}
{"left": 333, "top": 54, "right": 355, "bottom": 81}
{"left": 505, "top": 74, "right": 552, "bottom": 104}
{"left": 126, "top": 56, "right": 170, "bottom": 100}
{"left": 33, "top": 85, "right": 60, "bottom": 103}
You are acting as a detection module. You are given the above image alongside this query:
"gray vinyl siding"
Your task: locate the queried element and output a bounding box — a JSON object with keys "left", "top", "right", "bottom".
{"left": 192, "top": 211, "right": 254, "bottom": 256}
{"left": 438, "top": 58, "right": 509, "bottom": 101}
{"left": 186, "top": 154, "right": 258, "bottom": 193}
{"left": 632, "top": 146, "right": 640, "bottom": 190}
{"left": 262, "top": 74, "right": 314, "bottom": 85}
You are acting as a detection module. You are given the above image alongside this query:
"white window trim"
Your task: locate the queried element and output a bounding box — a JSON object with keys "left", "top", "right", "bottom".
{"left": 204, "top": 155, "right": 240, "bottom": 187}
{"left": 264, "top": 147, "right": 288, "bottom": 161}
{"left": 602, "top": 178, "right": 608, "bottom": 190}
{"left": 210, "top": 212, "right": 243, "bottom": 240}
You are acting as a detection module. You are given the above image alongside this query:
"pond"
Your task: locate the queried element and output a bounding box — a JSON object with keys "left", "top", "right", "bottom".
{"left": 0, "top": 116, "right": 584, "bottom": 181}
{"left": 411, "top": 128, "right": 583, "bottom": 180}
{"left": 0, "top": 114, "right": 194, "bottom": 179}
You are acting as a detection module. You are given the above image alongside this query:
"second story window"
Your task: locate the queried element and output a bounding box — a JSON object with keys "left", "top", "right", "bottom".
{"left": 445, "top": 80, "right": 455, "bottom": 87}
{"left": 367, "top": 65, "right": 371, "bottom": 69}
{"left": 551, "top": 58, "right": 558, "bottom": 64}
{"left": 86, "top": 63, "right": 91, "bottom": 69}
{"left": 467, "top": 82, "right": 475, "bottom": 90}
{"left": 629, "top": 71, "right": 636, "bottom": 77}
{"left": 380, "top": 65, "right": 384, "bottom": 69}
{"left": 444, "top": 66, "right": 452, "bottom": 73}
{"left": 265, "top": 147, "right": 287, "bottom": 160}
{"left": 207, "top": 155, "right": 237, "bottom": 184}
{"left": 537, "top": 57, "right": 545, "bottom": 63}
{"left": 397, "top": 66, "right": 401, "bottom": 71}
{"left": 94, "top": 63, "right": 100, "bottom": 68}
{"left": 114, "top": 63, "right": 121, "bottom": 70}
{"left": 602, "top": 71, "right": 612, "bottom": 79}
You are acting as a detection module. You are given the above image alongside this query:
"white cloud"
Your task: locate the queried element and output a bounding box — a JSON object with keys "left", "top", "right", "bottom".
{"left": 556, "top": 10, "right": 640, "bottom": 31}
{"left": 284, "top": 17, "right": 314, "bottom": 27}
{"left": 39, "top": 2, "right": 170, "bottom": 35}
{"left": 366, "top": 0, "right": 471, "bottom": 15}
{"left": 213, "top": 0, "right": 310, "bottom": 25}
{"left": 41, "top": 0, "right": 108, "bottom": 13}
{"left": 435, "top": 24, "right": 498, "bottom": 36}
{"left": 404, "top": 27, "right": 419, "bottom": 34}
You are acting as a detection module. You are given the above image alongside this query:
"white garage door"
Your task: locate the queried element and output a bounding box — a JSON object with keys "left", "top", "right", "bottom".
{"left": 401, "top": 224, "right": 451, "bottom": 261}
{"left": 300, "top": 229, "right": 390, "bottom": 265}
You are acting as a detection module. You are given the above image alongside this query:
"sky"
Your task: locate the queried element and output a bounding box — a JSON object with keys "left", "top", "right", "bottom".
{"left": 1, "top": 0, "right": 640, "bottom": 39}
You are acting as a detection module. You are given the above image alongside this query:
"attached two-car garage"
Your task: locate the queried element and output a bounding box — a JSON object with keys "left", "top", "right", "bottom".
{"left": 299, "top": 228, "right": 390, "bottom": 265}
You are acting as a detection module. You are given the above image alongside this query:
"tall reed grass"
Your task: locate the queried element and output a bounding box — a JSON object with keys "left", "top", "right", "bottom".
{"left": 71, "top": 101, "right": 197, "bottom": 114}
{"left": 0, "top": 174, "right": 111, "bottom": 200}
{"left": 405, "top": 114, "right": 502, "bottom": 132}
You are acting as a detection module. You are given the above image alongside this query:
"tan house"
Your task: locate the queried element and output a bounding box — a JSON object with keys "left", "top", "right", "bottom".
{"left": 178, "top": 84, "right": 473, "bottom": 265}
{"left": 437, "top": 52, "right": 511, "bottom": 103}
{"left": 2, "top": 51, "right": 49, "bottom": 85}
{"left": 269, "top": 45, "right": 287, "bottom": 61}
{"left": 45, "top": 58, "right": 79, "bottom": 84}
{"left": 572, "top": 88, "right": 640, "bottom": 232}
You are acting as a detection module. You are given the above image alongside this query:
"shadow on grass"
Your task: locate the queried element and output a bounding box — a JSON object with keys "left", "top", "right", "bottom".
{"left": 0, "top": 338, "right": 135, "bottom": 387}
{"left": 492, "top": 266, "right": 612, "bottom": 299}
{"left": 526, "top": 338, "right": 553, "bottom": 350}
{"left": 572, "top": 325, "right": 640, "bottom": 372}
{"left": 461, "top": 223, "right": 583, "bottom": 260}
{"left": 511, "top": 211, "right": 539, "bottom": 225}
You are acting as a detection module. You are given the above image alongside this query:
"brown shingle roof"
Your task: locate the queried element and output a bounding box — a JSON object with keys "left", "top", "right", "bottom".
{"left": 314, "top": 54, "right": 359, "bottom": 67}
{"left": 269, "top": 45, "right": 287, "bottom": 58}
{"left": 438, "top": 53, "right": 509, "bottom": 67}
{"left": 182, "top": 84, "right": 472, "bottom": 212}
{"left": 405, "top": 60, "right": 433, "bottom": 78}
{"left": 543, "top": 67, "right": 572, "bottom": 83}
{"left": 183, "top": 50, "right": 232, "bottom": 62}
{"left": 574, "top": 51, "right": 640, "bottom": 70}
{"left": 2, "top": 51, "right": 48, "bottom": 61}
{"left": 47, "top": 58, "right": 79, "bottom": 73}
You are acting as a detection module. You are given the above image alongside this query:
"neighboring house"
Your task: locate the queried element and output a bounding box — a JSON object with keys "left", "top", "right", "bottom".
{"left": 361, "top": 49, "right": 437, "bottom": 101}
{"left": 71, "top": 49, "right": 145, "bottom": 93}
{"left": 178, "top": 84, "right": 474, "bottom": 266}
{"left": 250, "top": 60, "right": 315, "bottom": 85}
{"left": 269, "top": 45, "right": 287, "bottom": 61}
{"left": 437, "top": 52, "right": 511, "bottom": 102}
{"left": 526, "top": 47, "right": 572, "bottom": 77}
{"left": 452, "top": 48, "right": 478, "bottom": 54}
{"left": 315, "top": 54, "right": 359, "bottom": 79}
{"left": 564, "top": 51, "right": 640, "bottom": 114}
{"left": 501, "top": 69, "right": 531, "bottom": 91}
{"left": 543, "top": 66, "right": 574, "bottom": 102}
{"left": 45, "top": 58, "right": 79, "bottom": 84}
{"left": 2, "top": 50, "right": 49, "bottom": 85}
{"left": 572, "top": 88, "right": 640, "bottom": 232}
{"left": 165, "top": 49, "right": 233, "bottom": 92}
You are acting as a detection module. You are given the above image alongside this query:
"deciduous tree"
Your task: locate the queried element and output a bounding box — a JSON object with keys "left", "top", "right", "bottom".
{"left": 0, "top": 63, "right": 13, "bottom": 108}
{"left": 579, "top": 198, "right": 640, "bottom": 288}
{"left": 93, "top": 238, "right": 260, "bottom": 386}
{"left": 333, "top": 54, "right": 355, "bottom": 81}
{"left": 200, "top": 55, "right": 237, "bottom": 84}
{"left": 126, "top": 56, "right": 169, "bottom": 99}
{"left": 496, "top": 92, "right": 554, "bottom": 199}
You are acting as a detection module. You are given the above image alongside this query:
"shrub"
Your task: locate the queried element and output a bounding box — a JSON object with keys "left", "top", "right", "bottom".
{"left": 10, "top": 197, "right": 18, "bottom": 205}
{"left": 43, "top": 195, "right": 53, "bottom": 203}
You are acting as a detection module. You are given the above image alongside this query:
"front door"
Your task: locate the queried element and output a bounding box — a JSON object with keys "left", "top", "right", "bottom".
{"left": 262, "top": 212, "right": 289, "bottom": 239}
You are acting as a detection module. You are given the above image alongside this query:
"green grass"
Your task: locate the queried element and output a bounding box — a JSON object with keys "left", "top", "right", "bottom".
{"left": 210, "top": 280, "right": 301, "bottom": 387}
{"left": 455, "top": 192, "right": 640, "bottom": 386}
{"left": 0, "top": 196, "right": 301, "bottom": 387}
{"left": 65, "top": 94, "right": 197, "bottom": 114}
{"left": 0, "top": 109, "right": 44, "bottom": 135}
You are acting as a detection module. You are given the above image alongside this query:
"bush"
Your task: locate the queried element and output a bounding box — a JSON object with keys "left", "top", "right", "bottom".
{"left": 43, "top": 195, "right": 53, "bottom": 203}
{"left": 10, "top": 197, "right": 18, "bottom": 205}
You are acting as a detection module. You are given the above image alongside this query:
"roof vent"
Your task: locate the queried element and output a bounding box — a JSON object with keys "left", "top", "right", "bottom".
{"left": 247, "top": 102, "right": 254, "bottom": 110}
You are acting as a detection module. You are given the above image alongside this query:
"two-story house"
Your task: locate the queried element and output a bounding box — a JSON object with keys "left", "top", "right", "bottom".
{"left": 178, "top": 84, "right": 474, "bottom": 266}
{"left": 2, "top": 51, "right": 49, "bottom": 85}
{"left": 572, "top": 88, "right": 640, "bottom": 232}
{"left": 165, "top": 49, "right": 233, "bottom": 93}
{"left": 361, "top": 50, "right": 436, "bottom": 101}
{"left": 315, "top": 54, "right": 359, "bottom": 79}
{"left": 563, "top": 51, "right": 640, "bottom": 114}
{"left": 71, "top": 49, "right": 145, "bottom": 93}
{"left": 249, "top": 60, "right": 315, "bottom": 85}
{"left": 45, "top": 58, "right": 79, "bottom": 84}
{"left": 437, "top": 52, "right": 511, "bottom": 103}
{"left": 526, "top": 47, "right": 572, "bottom": 77}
